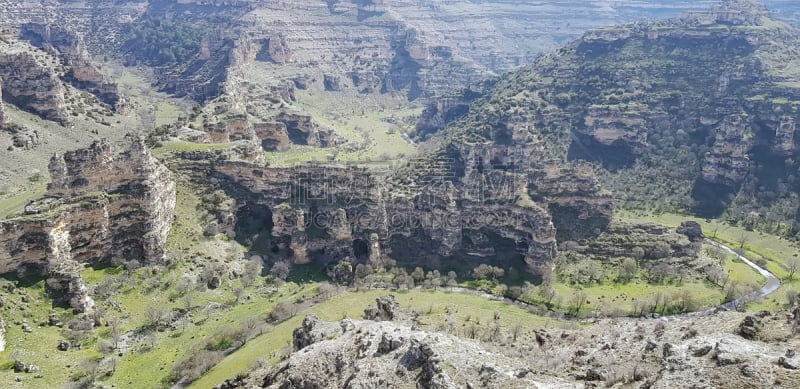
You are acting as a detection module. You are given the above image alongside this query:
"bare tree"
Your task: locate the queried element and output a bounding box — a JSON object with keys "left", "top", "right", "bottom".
{"left": 233, "top": 286, "right": 245, "bottom": 303}
{"left": 145, "top": 306, "right": 169, "bottom": 329}
{"left": 539, "top": 284, "right": 557, "bottom": 308}
{"left": 242, "top": 259, "right": 263, "bottom": 287}
{"left": 108, "top": 318, "right": 122, "bottom": 349}
{"left": 270, "top": 262, "right": 291, "bottom": 281}
{"left": 571, "top": 291, "right": 588, "bottom": 316}
{"left": 619, "top": 258, "right": 637, "bottom": 283}
{"left": 511, "top": 324, "right": 523, "bottom": 341}
{"left": 787, "top": 257, "right": 800, "bottom": 281}
{"left": 737, "top": 231, "right": 749, "bottom": 249}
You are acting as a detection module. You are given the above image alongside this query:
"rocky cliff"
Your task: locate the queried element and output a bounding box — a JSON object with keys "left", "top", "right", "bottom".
{"left": 219, "top": 297, "right": 800, "bottom": 389}
{"left": 175, "top": 129, "right": 612, "bottom": 276}
{"left": 0, "top": 137, "right": 175, "bottom": 310}
{"left": 0, "top": 39, "right": 69, "bottom": 124}
{"left": 20, "top": 22, "right": 121, "bottom": 108}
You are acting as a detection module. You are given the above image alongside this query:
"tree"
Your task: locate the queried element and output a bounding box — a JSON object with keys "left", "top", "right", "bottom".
{"left": 787, "top": 290, "right": 800, "bottom": 306}
{"left": 145, "top": 306, "right": 169, "bottom": 329}
{"left": 411, "top": 267, "right": 426, "bottom": 282}
{"left": 270, "top": 262, "right": 290, "bottom": 281}
{"left": 631, "top": 247, "right": 645, "bottom": 264}
{"left": 787, "top": 257, "right": 800, "bottom": 281}
{"left": 619, "top": 258, "right": 638, "bottom": 283}
{"left": 355, "top": 263, "right": 374, "bottom": 280}
{"left": 737, "top": 231, "right": 749, "bottom": 249}
{"left": 570, "top": 290, "right": 588, "bottom": 316}
{"left": 108, "top": 318, "right": 122, "bottom": 349}
{"left": 472, "top": 264, "right": 504, "bottom": 282}
{"left": 232, "top": 286, "right": 245, "bottom": 303}
{"left": 473, "top": 264, "right": 493, "bottom": 280}
{"left": 511, "top": 324, "right": 523, "bottom": 341}
{"left": 539, "top": 284, "right": 557, "bottom": 308}
{"left": 242, "top": 259, "right": 263, "bottom": 287}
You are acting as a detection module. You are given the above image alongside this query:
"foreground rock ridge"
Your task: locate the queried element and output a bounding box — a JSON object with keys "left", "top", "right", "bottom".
{"left": 0, "top": 137, "right": 176, "bottom": 309}
{"left": 217, "top": 296, "right": 800, "bottom": 389}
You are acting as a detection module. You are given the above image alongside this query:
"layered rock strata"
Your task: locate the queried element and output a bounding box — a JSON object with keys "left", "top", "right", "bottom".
{"left": 177, "top": 135, "right": 613, "bottom": 275}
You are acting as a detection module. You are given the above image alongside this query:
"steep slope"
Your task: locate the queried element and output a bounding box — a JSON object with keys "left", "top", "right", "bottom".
{"left": 421, "top": 0, "right": 800, "bottom": 235}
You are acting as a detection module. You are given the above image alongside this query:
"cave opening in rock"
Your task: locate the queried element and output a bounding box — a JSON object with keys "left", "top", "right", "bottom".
{"left": 235, "top": 203, "right": 274, "bottom": 253}
{"left": 352, "top": 238, "right": 369, "bottom": 261}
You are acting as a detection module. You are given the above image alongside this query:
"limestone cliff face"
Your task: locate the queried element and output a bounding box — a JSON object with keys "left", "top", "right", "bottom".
{"left": 0, "top": 137, "right": 176, "bottom": 276}
{"left": 177, "top": 132, "right": 612, "bottom": 274}
{"left": 0, "top": 43, "right": 69, "bottom": 124}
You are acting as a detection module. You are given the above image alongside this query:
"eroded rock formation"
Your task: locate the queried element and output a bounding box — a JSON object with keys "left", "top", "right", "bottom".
{"left": 255, "top": 313, "right": 569, "bottom": 388}
{"left": 0, "top": 137, "right": 176, "bottom": 309}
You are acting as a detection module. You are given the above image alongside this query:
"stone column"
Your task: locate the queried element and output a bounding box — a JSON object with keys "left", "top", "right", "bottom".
{"left": 368, "top": 233, "right": 381, "bottom": 266}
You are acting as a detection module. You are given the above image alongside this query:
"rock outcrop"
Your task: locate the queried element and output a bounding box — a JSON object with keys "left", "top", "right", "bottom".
{"left": 0, "top": 137, "right": 176, "bottom": 306}
{"left": 257, "top": 316, "right": 567, "bottom": 389}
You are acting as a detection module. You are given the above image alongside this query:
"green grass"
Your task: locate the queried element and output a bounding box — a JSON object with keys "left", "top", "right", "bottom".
{"left": 618, "top": 210, "right": 800, "bottom": 310}
{"left": 105, "top": 281, "right": 312, "bottom": 388}
{"left": 550, "top": 280, "right": 725, "bottom": 316}
{"left": 290, "top": 89, "right": 419, "bottom": 163}
{"left": 0, "top": 278, "right": 101, "bottom": 388}
{"left": 152, "top": 141, "right": 233, "bottom": 157}
{"left": 0, "top": 183, "right": 47, "bottom": 218}
{"left": 190, "top": 289, "right": 565, "bottom": 388}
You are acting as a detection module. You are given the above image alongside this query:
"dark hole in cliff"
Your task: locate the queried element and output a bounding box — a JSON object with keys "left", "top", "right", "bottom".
{"left": 305, "top": 208, "right": 330, "bottom": 240}
{"left": 285, "top": 121, "right": 309, "bottom": 145}
{"left": 567, "top": 134, "right": 637, "bottom": 171}
{"left": 549, "top": 204, "right": 610, "bottom": 242}
{"left": 352, "top": 239, "right": 369, "bottom": 261}
{"left": 120, "top": 240, "right": 145, "bottom": 261}
{"left": 388, "top": 231, "right": 440, "bottom": 266}
{"left": 235, "top": 203, "right": 274, "bottom": 252}
{"left": 750, "top": 145, "right": 792, "bottom": 194}
{"left": 690, "top": 179, "right": 738, "bottom": 218}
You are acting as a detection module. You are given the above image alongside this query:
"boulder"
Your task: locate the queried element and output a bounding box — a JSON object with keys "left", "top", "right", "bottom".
{"left": 738, "top": 316, "right": 763, "bottom": 339}
{"left": 363, "top": 295, "right": 405, "bottom": 322}
{"left": 13, "top": 360, "right": 26, "bottom": 373}
{"left": 677, "top": 221, "right": 704, "bottom": 242}
{"left": 57, "top": 340, "right": 70, "bottom": 351}
{"left": 778, "top": 357, "right": 799, "bottom": 370}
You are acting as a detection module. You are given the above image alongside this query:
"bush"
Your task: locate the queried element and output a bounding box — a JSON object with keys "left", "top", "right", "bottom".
{"left": 169, "top": 350, "right": 224, "bottom": 384}
{"left": 268, "top": 302, "right": 296, "bottom": 323}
